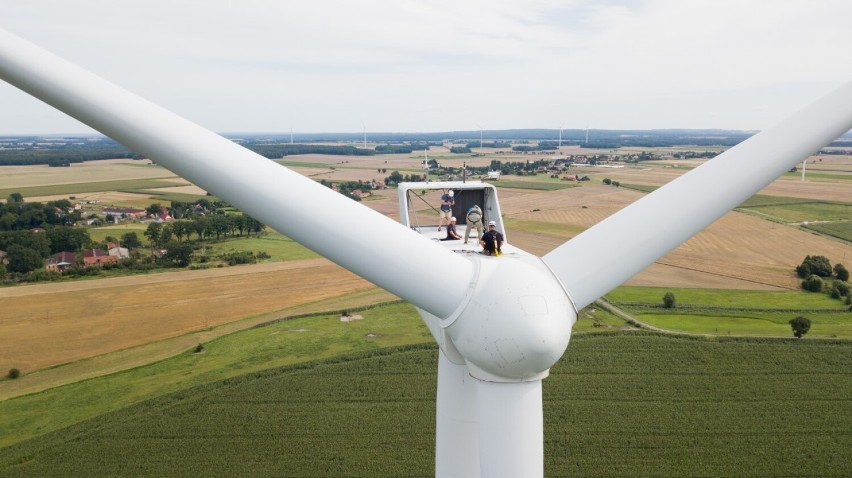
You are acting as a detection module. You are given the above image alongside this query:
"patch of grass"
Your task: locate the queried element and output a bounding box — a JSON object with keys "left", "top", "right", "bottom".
{"left": 0, "top": 334, "right": 848, "bottom": 476}
{"left": 88, "top": 223, "right": 150, "bottom": 244}
{"left": 783, "top": 171, "right": 852, "bottom": 181}
{"left": 206, "top": 233, "right": 318, "bottom": 261}
{"left": 276, "top": 160, "right": 334, "bottom": 168}
{"left": 803, "top": 221, "right": 852, "bottom": 242}
{"left": 121, "top": 190, "right": 215, "bottom": 203}
{"left": 606, "top": 286, "right": 852, "bottom": 337}
{"left": 503, "top": 217, "right": 585, "bottom": 238}
{"left": 740, "top": 200, "right": 852, "bottom": 222}
{"left": 488, "top": 180, "right": 576, "bottom": 191}
{"left": 619, "top": 183, "right": 658, "bottom": 193}
{"left": 635, "top": 311, "right": 852, "bottom": 337}
{"left": 606, "top": 286, "right": 843, "bottom": 310}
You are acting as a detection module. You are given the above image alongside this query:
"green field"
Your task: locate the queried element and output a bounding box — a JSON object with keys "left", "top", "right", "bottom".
{"left": 503, "top": 217, "right": 585, "bottom": 238}
{"left": 88, "top": 223, "right": 150, "bottom": 243}
{"left": 206, "top": 233, "right": 319, "bottom": 261}
{"left": 1, "top": 333, "right": 848, "bottom": 477}
{"left": 740, "top": 200, "right": 852, "bottom": 222}
{"left": 804, "top": 220, "right": 852, "bottom": 242}
{"left": 0, "top": 302, "right": 428, "bottom": 450}
{"left": 0, "top": 179, "right": 180, "bottom": 199}
{"left": 606, "top": 286, "right": 852, "bottom": 337}
{"left": 121, "top": 189, "right": 215, "bottom": 203}
{"left": 488, "top": 179, "right": 576, "bottom": 190}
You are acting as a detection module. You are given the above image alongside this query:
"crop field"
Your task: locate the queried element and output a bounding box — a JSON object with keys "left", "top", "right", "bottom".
{"left": 0, "top": 151, "right": 850, "bottom": 477}
{"left": 500, "top": 185, "right": 852, "bottom": 290}
{"left": 0, "top": 259, "right": 375, "bottom": 373}
{"left": 0, "top": 334, "right": 848, "bottom": 477}
{"left": 0, "top": 159, "right": 174, "bottom": 189}
{"left": 0, "top": 178, "right": 186, "bottom": 199}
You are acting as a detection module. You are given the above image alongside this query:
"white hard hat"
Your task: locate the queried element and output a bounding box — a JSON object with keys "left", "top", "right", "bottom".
{"left": 448, "top": 190, "right": 454, "bottom": 197}
{"left": 488, "top": 221, "right": 496, "bottom": 226}
{"left": 450, "top": 216, "right": 456, "bottom": 222}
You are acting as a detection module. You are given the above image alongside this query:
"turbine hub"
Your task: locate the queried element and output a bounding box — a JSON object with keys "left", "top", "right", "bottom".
{"left": 444, "top": 256, "right": 577, "bottom": 382}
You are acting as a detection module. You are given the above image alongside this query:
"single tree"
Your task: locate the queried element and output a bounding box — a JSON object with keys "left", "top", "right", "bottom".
{"left": 163, "top": 241, "right": 193, "bottom": 267}
{"left": 145, "top": 203, "right": 163, "bottom": 216}
{"left": 7, "top": 368, "right": 20, "bottom": 379}
{"left": 788, "top": 316, "right": 811, "bottom": 338}
{"left": 834, "top": 263, "right": 849, "bottom": 282}
{"left": 121, "top": 231, "right": 142, "bottom": 250}
{"left": 145, "top": 222, "right": 163, "bottom": 248}
{"left": 662, "top": 292, "right": 676, "bottom": 309}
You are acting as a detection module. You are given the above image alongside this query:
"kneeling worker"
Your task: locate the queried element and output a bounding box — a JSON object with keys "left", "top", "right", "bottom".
{"left": 481, "top": 220, "right": 503, "bottom": 256}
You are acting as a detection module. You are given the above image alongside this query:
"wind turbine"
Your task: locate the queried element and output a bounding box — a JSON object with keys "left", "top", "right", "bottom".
{"left": 475, "top": 122, "right": 485, "bottom": 149}
{"left": 558, "top": 122, "right": 564, "bottom": 148}
{"left": 1, "top": 28, "right": 851, "bottom": 478}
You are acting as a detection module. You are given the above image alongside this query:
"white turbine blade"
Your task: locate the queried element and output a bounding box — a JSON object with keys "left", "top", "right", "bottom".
{"left": 477, "top": 380, "right": 544, "bottom": 477}
{"left": 0, "top": 28, "right": 473, "bottom": 318}
{"left": 544, "top": 80, "right": 852, "bottom": 310}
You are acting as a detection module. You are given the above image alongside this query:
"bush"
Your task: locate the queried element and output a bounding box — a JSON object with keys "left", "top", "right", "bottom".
{"left": 802, "top": 275, "right": 824, "bottom": 292}
{"left": 193, "top": 344, "right": 205, "bottom": 354}
{"left": 797, "top": 255, "right": 833, "bottom": 278}
{"left": 7, "top": 368, "right": 20, "bottom": 379}
{"left": 222, "top": 251, "right": 257, "bottom": 266}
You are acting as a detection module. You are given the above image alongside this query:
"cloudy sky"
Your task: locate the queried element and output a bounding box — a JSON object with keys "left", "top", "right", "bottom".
{"left": 1, "top": 0, "right": 851, "bottom": 135}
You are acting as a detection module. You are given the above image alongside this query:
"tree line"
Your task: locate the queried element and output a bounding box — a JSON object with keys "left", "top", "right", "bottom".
{"left": 0, "top": 193, "right": 265, "bottom": 281}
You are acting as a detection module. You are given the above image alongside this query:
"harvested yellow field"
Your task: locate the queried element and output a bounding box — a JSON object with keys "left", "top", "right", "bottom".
{"left": 501, "top": 183, "right": 852, "bottom": 290}
{"left": 0, "top": 159, "right": 176, "bottom": 189}
{"left": 0, "top": 259, "right": 376, "bottom": 373}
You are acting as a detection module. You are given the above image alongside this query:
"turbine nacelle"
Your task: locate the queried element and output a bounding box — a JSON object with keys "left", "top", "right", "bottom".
{"left": 444, "top": 255, "right": 577, "bottom": 382}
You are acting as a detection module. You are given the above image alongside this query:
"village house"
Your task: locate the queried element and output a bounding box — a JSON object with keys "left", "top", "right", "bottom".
{"left": 83, "top": 248, "right": 118, "bottom": 267}
{"left": 102, "top": 207, "right": 146, "bottom": 221}
{"left": 107, "top": 242, "right": 130, "bottom": 260}
{"left": 46, "top": 251, "right": 76, "bottom": 273}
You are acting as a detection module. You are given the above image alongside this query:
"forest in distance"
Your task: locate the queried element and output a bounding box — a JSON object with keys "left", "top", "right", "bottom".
{"left": 3, "top": 129, "right": 851, "bottom": 166}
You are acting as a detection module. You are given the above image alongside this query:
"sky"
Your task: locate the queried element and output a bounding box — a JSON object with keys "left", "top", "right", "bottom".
{"left": 1, "top": 0, "right": 851, "bottom": 135}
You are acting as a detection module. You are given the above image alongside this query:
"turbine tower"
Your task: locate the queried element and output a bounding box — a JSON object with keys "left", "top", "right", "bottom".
{"left": 1, "top": 28, "right": 851, "bottom": 478}
{"left": 476, "top": 123, "right": 485, "bottom": 149}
